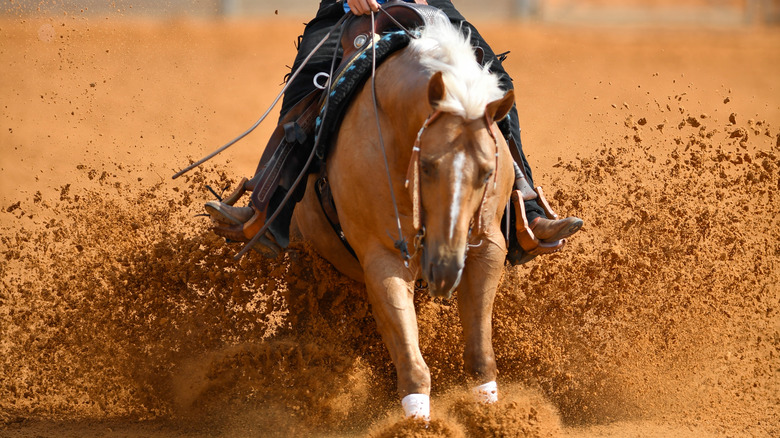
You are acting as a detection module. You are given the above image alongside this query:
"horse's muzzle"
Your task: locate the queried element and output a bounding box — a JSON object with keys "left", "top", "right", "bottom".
{"left": 421, "top": 248, "right": 464, "bottom": 299}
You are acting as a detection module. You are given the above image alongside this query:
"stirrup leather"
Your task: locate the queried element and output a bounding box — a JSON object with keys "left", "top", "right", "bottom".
{"left": 511, "top": 187, "right": 566, "bottom": 256}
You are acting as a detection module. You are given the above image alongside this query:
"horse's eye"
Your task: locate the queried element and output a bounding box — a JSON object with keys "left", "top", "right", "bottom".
{"left": 482, "top": 170, "right": 494, "bottom": 184}
{"left": 420, "top": 160, "right": 436, "bottom": 176}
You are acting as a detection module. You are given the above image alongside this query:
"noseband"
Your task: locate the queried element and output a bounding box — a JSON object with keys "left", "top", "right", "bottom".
{"left": 404, "top": 108, "right": 501, "bottom": 250}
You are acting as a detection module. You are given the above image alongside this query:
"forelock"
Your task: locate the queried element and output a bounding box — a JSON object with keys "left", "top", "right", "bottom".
{"left": 409, "top": 20, "right": 505, "bottom": 120}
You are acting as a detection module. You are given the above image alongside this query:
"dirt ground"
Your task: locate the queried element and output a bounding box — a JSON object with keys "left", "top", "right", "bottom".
{"left": 1, "top": 12, "right": 779, "bottom": 438}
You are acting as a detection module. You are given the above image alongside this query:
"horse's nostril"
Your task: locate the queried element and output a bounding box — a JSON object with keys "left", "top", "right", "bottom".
{"left": 422, "top": 257, "right": 463, "bottom": 298}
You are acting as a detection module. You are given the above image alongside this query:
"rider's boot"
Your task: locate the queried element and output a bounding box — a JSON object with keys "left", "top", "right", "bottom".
{"left": 205, "top": 201, "right": 283, "bottom": 258}
{"left": 204, "top": 202, "right": 254, "bottom": 226}
{"left": 530, "top": 216, "right": 583, "bottom": 242}
{"left": 204, "top": 178, "right": 284, "bottom": 257}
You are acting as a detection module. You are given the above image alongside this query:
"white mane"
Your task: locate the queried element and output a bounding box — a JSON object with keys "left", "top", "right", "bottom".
{"left": 409, "top": 19, "right": 505, "bottom": 120}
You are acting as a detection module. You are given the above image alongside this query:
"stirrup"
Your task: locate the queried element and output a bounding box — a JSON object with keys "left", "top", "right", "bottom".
{"left": 511, "top": 188, "right": 567, "bottom": 257}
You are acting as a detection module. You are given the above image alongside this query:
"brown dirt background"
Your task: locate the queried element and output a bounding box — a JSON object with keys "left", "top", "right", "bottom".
{"left": 1, "top": 11, "right": 779, "bottom": 438}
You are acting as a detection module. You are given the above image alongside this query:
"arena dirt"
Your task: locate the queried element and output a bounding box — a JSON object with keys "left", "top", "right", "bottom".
{"left": 1, "top": 15, "right": 778, "bottom": 437}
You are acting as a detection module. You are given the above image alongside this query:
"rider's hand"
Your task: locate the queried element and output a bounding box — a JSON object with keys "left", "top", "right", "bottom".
{"left": 347, "top": 0, "right": 381, "bottom": 15}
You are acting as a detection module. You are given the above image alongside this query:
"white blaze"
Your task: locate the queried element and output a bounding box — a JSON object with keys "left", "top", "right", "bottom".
{"left": 449, "top": 151, "right": 466, "bottom": 240}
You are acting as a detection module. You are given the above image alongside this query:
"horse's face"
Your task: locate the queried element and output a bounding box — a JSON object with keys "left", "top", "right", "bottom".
{"left": 417, "top": 73, "right": 514, "bottom": 298}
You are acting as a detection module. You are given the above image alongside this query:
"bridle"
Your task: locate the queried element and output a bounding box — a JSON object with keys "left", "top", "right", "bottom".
{"left": 404, "top": 107, "right": 501, "bottom": 254}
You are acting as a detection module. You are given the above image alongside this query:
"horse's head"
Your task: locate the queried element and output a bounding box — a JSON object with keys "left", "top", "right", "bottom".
{"left": 413, "top": 72, "right": 515, "bottom": 298}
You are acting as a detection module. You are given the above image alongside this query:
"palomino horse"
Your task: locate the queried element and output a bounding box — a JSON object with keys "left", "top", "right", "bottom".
{"left": 293, "top": 19, "right": 515, "bottom": 419}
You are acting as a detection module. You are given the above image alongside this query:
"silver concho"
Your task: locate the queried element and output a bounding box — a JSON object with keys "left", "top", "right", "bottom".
{"left": 353, "top": 34, "right": 368, "bottom": 49}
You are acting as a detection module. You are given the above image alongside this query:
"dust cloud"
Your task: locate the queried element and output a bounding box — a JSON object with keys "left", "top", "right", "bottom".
{"left": 1, "top": 15, "right": 778, "bottom": 438}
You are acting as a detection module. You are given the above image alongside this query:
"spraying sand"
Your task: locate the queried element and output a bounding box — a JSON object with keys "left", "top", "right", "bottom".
{"left": 1, "top": 16, "right": 778, "bottom": 437}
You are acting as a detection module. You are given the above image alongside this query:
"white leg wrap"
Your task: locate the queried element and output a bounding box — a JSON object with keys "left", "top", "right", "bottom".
{"left": 401, "top": 393, "right": 430, "bottom": 420}
{"left": 472, "top": 380, "right": 498, "bottom": 404}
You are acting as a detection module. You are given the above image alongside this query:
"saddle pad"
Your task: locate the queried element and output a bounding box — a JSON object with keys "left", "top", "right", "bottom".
{"left": 314, "top": 30, "right": 412, "bottom": 159}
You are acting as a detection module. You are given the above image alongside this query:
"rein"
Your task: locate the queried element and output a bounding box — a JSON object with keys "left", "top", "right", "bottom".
{"left": 174, "top": 4, "right": 501, "bottom": 264}
{"left": 369, "top": 10, "right": 421, "bottom": 266}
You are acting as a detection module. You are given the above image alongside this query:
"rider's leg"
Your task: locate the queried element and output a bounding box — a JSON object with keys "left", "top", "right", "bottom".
{"left": 206, "top": 2, "right": 345, "bottom": 248}
{"left": 260, "top": 2, "right": 347, "bottom": 246}
{"left": 277, "top": 1, "right": 345, "bottom": 121}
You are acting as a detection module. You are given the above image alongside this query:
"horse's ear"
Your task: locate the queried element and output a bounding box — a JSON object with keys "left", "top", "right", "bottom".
{"left": 486, "top": 89, "right": 515, "bottom": 122}
{"left": 427, "top": 71, "right": 446, "bottom": 109}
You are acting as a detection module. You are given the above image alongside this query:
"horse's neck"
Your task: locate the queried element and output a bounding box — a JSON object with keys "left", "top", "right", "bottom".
{"left": 372, "top": 52, "right": 432, "bottom": 165}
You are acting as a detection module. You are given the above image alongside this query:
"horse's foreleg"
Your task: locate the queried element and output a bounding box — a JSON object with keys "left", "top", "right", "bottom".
{"left": 362, "top": 250, "right": 431, "bottom": 419}
{"left": 457, "top": 232, "right": 505, "bottom": 403}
